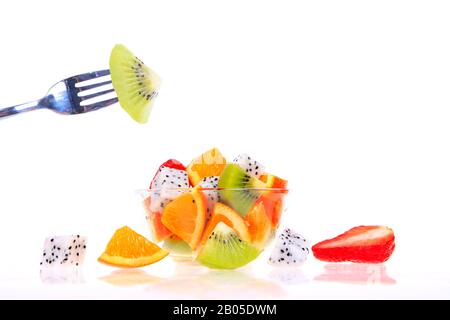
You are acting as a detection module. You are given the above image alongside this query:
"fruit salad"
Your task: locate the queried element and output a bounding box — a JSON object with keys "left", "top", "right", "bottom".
{"left": 40, "top": 148, "right": 396, "bottom": 272}
{"left": 141, "top": 148, "right": 289, "bottom": 270}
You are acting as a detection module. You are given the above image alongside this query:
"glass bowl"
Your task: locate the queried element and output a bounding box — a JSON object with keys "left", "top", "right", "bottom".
{"left": 138, "top": 187, "right": 289, "bottom": 269}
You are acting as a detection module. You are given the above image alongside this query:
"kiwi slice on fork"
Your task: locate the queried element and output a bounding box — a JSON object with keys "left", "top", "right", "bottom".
{"left": 109, "top": 44, "right": 161, "bottom": 123}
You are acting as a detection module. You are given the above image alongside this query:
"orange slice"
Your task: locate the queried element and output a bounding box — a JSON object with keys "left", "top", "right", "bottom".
{"left": 186, "top": 148, "right": 227, "bottom": 185}
{"left": 168, "top": 234, "right": 182, "bottom": 241}
{"left": 98, "top": 226, "right": 169, "bottom": 268}
{"left": 246, "top": 202, "right": 271, "bottom": 249}
{"left": 200, "top": 202, "right": 251, "bottom": 245}
{"left": 161, "top": 189, "right": 206, "bottom": 249}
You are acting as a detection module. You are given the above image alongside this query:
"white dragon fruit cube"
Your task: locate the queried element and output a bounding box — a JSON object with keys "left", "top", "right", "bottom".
{"left": 198, "top": 176, "right": 220, "bottom": 222}
{"left": 149, "top": 188, "right": 186, "bottom": 212}
{"left": 268, "top": 228, "right": 310, "bottom": 267}
{"left": 150, "top": 167, "right": 189, "bottom": 189}
{"left": 149, "top": 167, "right": 190, "bottom": 212}
{"left": 232, "top": 153, "right": 265, "bottom": 179}
{"left": 40, "top": 235, "right": 87, "bottom": 268}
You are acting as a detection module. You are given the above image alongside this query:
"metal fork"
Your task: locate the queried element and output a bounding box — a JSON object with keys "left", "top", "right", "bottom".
{"left": 0, "top": 69, "right": 118, "bottom": 119}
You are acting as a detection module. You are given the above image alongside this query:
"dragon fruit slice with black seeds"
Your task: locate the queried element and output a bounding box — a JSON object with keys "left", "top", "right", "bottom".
{"left": 150, "top": 166, "right": 190, "bottom": 189}
{"left": 40, "top": 235, "right": 87, "bottom": 268}
{"left": 198, "top": 176, "right": 220, "bottom": 222}
{"left": 232, "top": 153, "right": 265, "bottom": 179}
{"left": 149, "top": 166, "right": 190, "bottom": 212}
{"left": 268, "top": 228, "right": 310, "bottom": 267}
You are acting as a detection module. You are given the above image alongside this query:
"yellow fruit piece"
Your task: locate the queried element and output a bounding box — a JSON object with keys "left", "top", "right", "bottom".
{"left": 98, "top": 226, "right": 168, "bottom": 268}
{"left": 187, "top": 148, "right": 227, "bottom": 185}
{"left": 260, "top": 174, "right": 288, "bottom": 189}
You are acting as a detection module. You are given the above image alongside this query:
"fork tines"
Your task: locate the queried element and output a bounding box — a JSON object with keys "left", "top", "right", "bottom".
{"left": 75, "top": 69, "right": 118, "bottom": 108}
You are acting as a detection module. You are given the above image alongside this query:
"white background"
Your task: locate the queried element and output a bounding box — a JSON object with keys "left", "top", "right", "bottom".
{"left": 0, "top": 0, "right": 449, "bottom": 299}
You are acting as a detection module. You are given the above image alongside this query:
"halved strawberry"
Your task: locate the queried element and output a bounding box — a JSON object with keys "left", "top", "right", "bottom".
{"left": 312, "top": 226, "right": 395, "bottom": 263}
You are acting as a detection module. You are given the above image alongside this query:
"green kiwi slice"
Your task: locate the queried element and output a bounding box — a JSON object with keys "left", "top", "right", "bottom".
{"left": 218, "top": 164, "right": 266, "bottom": 216}
{"left": 162, "top": 236, "right": 192, "bottom": 257}
{"left": 109, "top": 44, "right": 161, "bottom": 124}
{"left": 197, "top": 222, "right": 260, "bottom": 269}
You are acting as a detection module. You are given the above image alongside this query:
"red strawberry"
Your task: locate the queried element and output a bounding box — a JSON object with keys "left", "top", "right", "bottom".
{"left": 159, "top": 159, "right": 186, "bottom": 171}
{"left": 312, "top": 226, "right": 395, "bottom": 263}
{"left": 149, "top": 159, "right": 186, "bottom": 188}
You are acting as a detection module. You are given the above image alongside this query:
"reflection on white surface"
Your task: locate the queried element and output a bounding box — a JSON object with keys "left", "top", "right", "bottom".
{"left": 314, "top": 263, "right": 396, "bottom": 285}
{"left": 99, "top": 269, "right": 163, "bottom": 287}
{"left": 143, "top": 262, "right": 285, "bottom": 299}
{"left": 269, "top": 267, "right": 309, "bottom": 285}
{"left": 40, "top": 268, "right": 85, "bottom": 284}
{"left": 3, "top": 258, "right": 448, "bottom": 299}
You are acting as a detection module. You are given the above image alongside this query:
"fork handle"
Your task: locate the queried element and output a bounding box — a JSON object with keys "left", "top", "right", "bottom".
{"left": 0, "top": 99, "right": 43, "bottom": 119}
